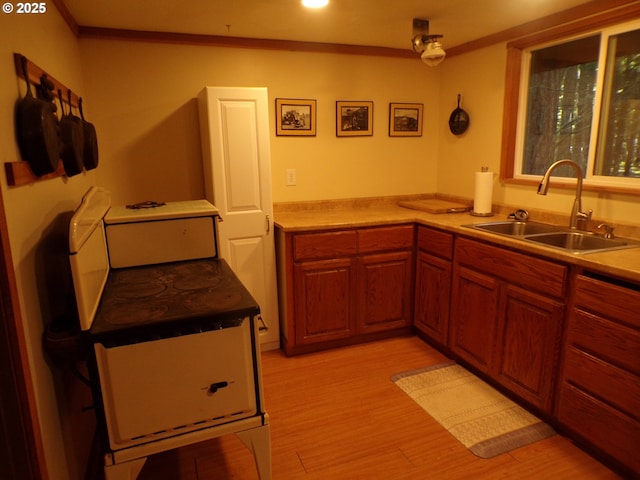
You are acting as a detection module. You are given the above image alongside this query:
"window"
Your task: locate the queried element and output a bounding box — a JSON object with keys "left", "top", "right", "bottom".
{"left": 503, "top": 16, "right": 640, "bottom": 192}
{"left": 595, "top": 27, "right": 640, "bottom": 179}
{"left": 520, "top": 35, "right": 599, "bottom": 177}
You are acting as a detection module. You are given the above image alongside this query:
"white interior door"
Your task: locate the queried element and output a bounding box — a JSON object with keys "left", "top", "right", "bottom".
{"left": 198, "top": 86, "right": 280, "bottom": 351}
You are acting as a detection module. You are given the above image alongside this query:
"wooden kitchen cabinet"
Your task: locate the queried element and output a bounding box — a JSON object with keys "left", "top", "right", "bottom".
{"left": 277, "top": 225, "right": 414, "bottom": 355}
{"left": 450, "top": 237, "right": 567, "bottom": 413}
{"left": 294, "top": 257, "right": 356, "bottom": 346}
{"left": 556, "top": 274, "right": 640, "bottom": 476}
{"left": 496, "top": 283, "right": 565, "bottom": 410}
{"left": 291, "top": 230, "right": 357, "bottom": 348}
{"left": 449, "top": 263, "right": 499, "bottom": 370}
{"left": 356, "top": 225, "right": 414, "bottom": 335}
{"left": 414, "top": 226, "right": 453, "bottom": 346}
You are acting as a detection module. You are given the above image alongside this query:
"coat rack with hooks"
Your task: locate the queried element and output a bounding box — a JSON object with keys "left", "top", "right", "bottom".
{"left": 6, "top": 53, "right": 84, "bottom": 186}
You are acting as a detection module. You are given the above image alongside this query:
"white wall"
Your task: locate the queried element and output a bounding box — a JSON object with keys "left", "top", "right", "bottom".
{"left": 81, "top": 36, "right": 639, "bottom": 227}
{"left": 78, "top": 39, "right": 441, "bottom": 205}
{"left": 0, "top": 9, "right": 97, "bottom": 480}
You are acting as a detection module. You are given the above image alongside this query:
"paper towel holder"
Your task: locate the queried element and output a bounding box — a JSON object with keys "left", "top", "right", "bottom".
{"left": 470, "top": 166, "right": 495, "bottom": 217}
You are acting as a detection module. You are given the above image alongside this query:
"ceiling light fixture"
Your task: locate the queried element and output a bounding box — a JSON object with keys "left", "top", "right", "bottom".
{"left": 411, "top": 19, "right": 446, "bottom": 67}
{"left": 302, "top": 0, "right": 329, "bottom": 8}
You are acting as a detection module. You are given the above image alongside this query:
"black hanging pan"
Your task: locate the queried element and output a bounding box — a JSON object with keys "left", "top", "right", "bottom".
{"left": 16, "top": 56, "right": 60, "bottom": 176}
{"left": 449, "top": 94, "right": 470, "bottom": 135}
{"left": 58, "top": 89, "right": 84, "bottom": 177}
{"left": 78, "top": 97, "right": 99, "bottom": 170}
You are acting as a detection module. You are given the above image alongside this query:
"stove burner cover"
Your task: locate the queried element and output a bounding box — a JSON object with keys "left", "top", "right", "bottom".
{"left": 110, "top": 268, "right": 167, "bottom": 299}
{"left": 114, "top": 282, "right": 167, "bottom": 299}
{"left": 170, "top": 262, "right": 225, "bottom": 291}
{"left": 173, "top": 276, "right": 222, "bottom": 291}
{"left": 183, "top": 291, "right": 242, "bottom": 313}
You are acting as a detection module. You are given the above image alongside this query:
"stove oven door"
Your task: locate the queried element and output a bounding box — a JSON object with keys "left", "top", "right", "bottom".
{"left": 94, "top": 319, "right": 257, "bottom": 451}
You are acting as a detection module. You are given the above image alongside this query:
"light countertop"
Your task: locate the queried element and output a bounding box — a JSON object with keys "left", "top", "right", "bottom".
{"left": 274, "top": 197, "right": 640, "bottom": 284}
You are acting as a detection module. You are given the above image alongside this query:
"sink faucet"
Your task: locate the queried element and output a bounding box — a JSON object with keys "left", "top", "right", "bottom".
{"left": 537, "top": 159, "right": 592, "bottom": 230}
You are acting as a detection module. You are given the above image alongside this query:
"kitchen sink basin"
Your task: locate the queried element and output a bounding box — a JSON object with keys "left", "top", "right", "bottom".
{"left": 464, "top": 220, "right": 640, "bottom": 254}
{"left": 471, "top": 221, "right": 561, "bottom": 236}
{"left": 524, "top": 231, "right": 637, "bottom": 253}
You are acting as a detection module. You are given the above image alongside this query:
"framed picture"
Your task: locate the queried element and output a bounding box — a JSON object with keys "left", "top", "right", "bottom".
{"left": 276, "top": 98, "right": 316, "bottom": 136}
{"left": 336, "top": 101, "right": 373, "bottom": 136}
{"left": 389, "top": 103, "right": 423, "bottom": 137}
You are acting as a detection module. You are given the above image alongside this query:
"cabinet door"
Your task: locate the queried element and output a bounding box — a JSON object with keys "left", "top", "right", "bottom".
{"left": 414, "top": 251, "right": 451, "bottom": 345}
{"left": 494, "top": 284, "right": 564, "bottom": 411}
{"left": 294, "top": 258, "right": 356, "bottom": 345}
{"left": 449, "top": 264, "right": 499, "bottom": 371}
{"left": 357, "top": 251, "right": 413, "bottom": 334}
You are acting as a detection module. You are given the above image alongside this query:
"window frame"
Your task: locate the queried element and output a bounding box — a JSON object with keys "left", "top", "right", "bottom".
{"left": 500, "top": 5, "right": 640, "bottom": 195}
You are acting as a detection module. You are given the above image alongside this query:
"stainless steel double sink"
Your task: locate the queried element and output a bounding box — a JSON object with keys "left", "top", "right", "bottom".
{"left": 465, "top": 221, "right": 640, "bottom": 254}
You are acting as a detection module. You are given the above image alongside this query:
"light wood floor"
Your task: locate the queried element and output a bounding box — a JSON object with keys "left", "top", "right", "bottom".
{"left": 137, "top": 336, "right": 621, "bottom": 479}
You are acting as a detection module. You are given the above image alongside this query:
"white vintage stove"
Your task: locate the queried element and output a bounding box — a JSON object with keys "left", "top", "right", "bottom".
{"left": 68, "top": 186, "right": 271, "bottom": 480}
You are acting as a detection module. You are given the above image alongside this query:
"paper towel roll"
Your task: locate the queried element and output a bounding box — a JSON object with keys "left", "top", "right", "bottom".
{"left": 473, "top": 169, "right": 493, "bottom": 215}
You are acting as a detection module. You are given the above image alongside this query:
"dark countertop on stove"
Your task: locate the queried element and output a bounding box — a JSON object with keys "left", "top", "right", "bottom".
{"left": 90, "top": 258, "right": 260, "bottom": 346}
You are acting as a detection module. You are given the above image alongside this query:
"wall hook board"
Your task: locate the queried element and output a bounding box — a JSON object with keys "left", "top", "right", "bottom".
{"left": 7, "top": 53, "right": 83, "bottom": 186}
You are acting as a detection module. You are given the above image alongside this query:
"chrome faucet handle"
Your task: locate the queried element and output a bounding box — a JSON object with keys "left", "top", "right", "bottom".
{"left": 508, "top": 209, "right": 529, "bottom": 221}
{"left": 597, "top": 223, "right": 615, "bottom": 239}
{"left": 575, "top": 209, "right": 592, "bottom": 231}
{"left": 576, "top": 209, "right": 593, "bottom": 222}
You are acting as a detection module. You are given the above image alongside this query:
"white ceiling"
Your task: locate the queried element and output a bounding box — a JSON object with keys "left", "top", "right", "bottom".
{"left": 62, "top": 0, "right": 596, "bottom": 50}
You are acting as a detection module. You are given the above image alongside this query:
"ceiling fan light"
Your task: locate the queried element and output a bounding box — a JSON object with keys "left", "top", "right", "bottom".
{"left": 302, "top": 0, "right": 329, "bottom": 8}
{"left": 421, "top": 41, "right": 446, "bottom": 67}
{"left": 411, "top": 21, "right": 445, "bottom": 67}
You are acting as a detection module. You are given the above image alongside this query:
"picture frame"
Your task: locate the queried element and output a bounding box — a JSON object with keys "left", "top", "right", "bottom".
{"left": 336, "top": 101, "right": 373, "bottom": 136}
{"left": 275, "top": 98, "right": 317, "bottom": 136}
{"left": 389, "top": 103, "right": 423, "bottom": 137}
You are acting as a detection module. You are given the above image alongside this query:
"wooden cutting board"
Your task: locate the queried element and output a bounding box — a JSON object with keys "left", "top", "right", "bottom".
{"left": 398, "top": 199, "right": 471, "bottom": 214}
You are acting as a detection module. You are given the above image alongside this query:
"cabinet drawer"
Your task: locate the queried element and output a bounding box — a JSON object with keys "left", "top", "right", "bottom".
{"left": 557, "top": 383, "right": 640, "bottom": 474}
{"left": 575, "top": 275, "right": 640, "bottom": 328}
{"left": 454, "top": 237, "right": 567, "bottom": 298}
{"left": 417, "top": 226, "right": 453, "bottom": 260}
{"left": 568, "top": 309, "right": 640, "bottom": 375}
{"left": 357, "top": 225, "right": 414, "bottom": 254}
{"left": 563, "top": 346, "right": 640, "bottom": 416}
{"left": 294, "top": 230, "right": 357, "bottom": 261}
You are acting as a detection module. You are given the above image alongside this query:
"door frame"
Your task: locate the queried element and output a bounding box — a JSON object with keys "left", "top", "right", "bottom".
{"left": 0, "top": 189, "right": 47, "bottom": 480}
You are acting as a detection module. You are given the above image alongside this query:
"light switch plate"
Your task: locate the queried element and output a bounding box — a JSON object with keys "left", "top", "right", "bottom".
{"left": 286, "top": 169, "right": 297, "bottom": 186}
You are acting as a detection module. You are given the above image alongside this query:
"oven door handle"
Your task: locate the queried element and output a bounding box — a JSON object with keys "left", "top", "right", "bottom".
{"left": 258, "top": 315, "right": 268, "bottom": 332}
{"left": 208, "top": 381, "right": 229, "bottom": 394}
